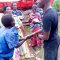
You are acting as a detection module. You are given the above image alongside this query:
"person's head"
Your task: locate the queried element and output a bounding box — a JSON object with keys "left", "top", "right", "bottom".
{"left": 36, "top": 0, "right": 51, "bottom": 9}
{"left": 12, "top": 2, "right": 17, "bottom": 10}
{"left": 3, "top": 6, "right": 12, "bottom": 14}
{"left": 1, "top": 14, "right": 15, "bottom": 28}
{"left": 32, "top": 5, "right": 38, "bottom": 13}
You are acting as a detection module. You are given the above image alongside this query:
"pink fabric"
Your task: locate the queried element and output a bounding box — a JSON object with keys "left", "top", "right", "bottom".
{"left": 29, "top": 12, "right": 41, "bottom": 23}
{"left": 29, "top": 12, "right": 43, "bottom": 47}
{"left": 30, "top": 27, "right": 43, "bottom": 47}
{"left": 13, "top": 48, "right": 20, "bottom": 60}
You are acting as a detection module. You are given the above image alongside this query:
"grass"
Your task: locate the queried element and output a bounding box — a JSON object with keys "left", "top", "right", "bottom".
{"left": 24, "top": 26, "right": 30, "bottom": 34}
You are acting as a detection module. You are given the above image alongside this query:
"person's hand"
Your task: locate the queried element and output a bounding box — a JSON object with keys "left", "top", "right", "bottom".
{"left": 24, "top": 29, "right": 42, "bottom": 40}
{"left": 20, "top": 37, "right": 27, "bottom": 41}
{"left": 26, "top": 33, "right": 35, "bottom": 39}
{"left": 25, "top": 35, "right": 32, "bottom": 39}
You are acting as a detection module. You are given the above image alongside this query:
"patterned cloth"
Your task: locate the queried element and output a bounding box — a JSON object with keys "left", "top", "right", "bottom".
{"left": 12, "top": 10, "right": 22, "bottom": 16}
{"left": 29, "top": 12, "right": 43, "bottom": 47}
{"left": 13, "top": 15, "right": 23, "bottom": 39}
{"left": 13, "top": 15, "right": 30, "bottom": 60}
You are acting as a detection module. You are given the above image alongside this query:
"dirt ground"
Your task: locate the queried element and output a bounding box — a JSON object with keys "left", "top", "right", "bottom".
{"left": 20, "top": 46, "right": 60, "bottom": 60}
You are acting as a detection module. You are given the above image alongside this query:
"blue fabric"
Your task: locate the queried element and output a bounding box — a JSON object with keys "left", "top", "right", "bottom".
{"left": 43, "top": 8, "right": 59, "bottom": 44}
{"left": 0, "top": 27, "right": 19, "bottom": 59}
{"left": 5, "top": 27, "right": 19, "bottom": 49}
{"left": 12, "top": 10, "right": 22, "bottom": 16}
{"left": 30, "top": 23, "right": 42, "bottom": 29}
{"left": 43, "top": 8, "right": 59, "bottom": 60}
{"left": 44, "top": 45, "right": 59, "bottom": 60}
{"left": 0, "top": 57, "right": 9, "bottom": 60}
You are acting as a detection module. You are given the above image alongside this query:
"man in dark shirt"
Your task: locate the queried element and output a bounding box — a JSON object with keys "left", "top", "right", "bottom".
{"left": 36, "top": 0, "right": 59, "bottom": 60}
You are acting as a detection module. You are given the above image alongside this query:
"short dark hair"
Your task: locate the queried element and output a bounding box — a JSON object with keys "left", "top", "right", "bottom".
{"left": 1, "top": 14, "right": 14, "bottom": 28}
{"left": 3, "top": 6, "right": 8, "bottom": 12}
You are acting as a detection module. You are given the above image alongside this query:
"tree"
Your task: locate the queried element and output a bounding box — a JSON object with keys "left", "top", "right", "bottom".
{"left": 53, "top": 0, "right": 60, "bottom": 12}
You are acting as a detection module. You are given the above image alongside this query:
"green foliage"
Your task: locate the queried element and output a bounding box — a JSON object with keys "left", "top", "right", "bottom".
{"left": 53, "top": 0, "right": 60, "bottom": 12}
{"left": 0, "top": 8, "right": 3, "bottom": 11}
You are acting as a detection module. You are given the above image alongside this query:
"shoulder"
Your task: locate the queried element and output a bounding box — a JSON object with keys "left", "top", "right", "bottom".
{"left": 44, "top": 8, "right": 58, "bottom": 22}
{"left": 17, "top": 10, "right": 22, "bottom": 13}
{"left": 6, "top": 27, "right": 18, "bottom": 35}
{"left": 0, "top": 27, "right": 6, "bottom": 35}
{"left": 12, "top": 10, "right": 15, "bottom": 13}
{"left": 45, "top": 8, "right": 57, "bottom": 17}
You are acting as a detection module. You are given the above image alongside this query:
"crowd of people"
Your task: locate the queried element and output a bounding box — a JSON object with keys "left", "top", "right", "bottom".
{"left": 0, "top": 0, "right": 60, "bottom": 60}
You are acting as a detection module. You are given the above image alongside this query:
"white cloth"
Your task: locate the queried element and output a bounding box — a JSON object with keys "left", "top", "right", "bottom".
{"left": 0, "top": 13, "right": 4, "bottom": 27}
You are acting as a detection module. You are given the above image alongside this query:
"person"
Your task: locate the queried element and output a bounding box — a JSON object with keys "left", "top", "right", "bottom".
{"left": 35, "top": 0, "right": 59, "bottom": 60}
{"left": 12, "top": 2, "right": 31, "bottom": 59}
{"left": 0, "top": 6, "right": 12, "bottom": 28}
{"left": 34, "top": 2, "right": 43, "bottom": 18}
{"left": 3, "top": 6, "right": 20, "bottom": 59}
{"left": 3, "top": 6, "right": 12, "bottom": 15}
{"left": 0, "top": 14, "right": 27, "bottom": 60}
{"left": 28, "top": 5, "right": 43, "bottom": 60}
{"left": 12, "top": 2, "right": 22, "bottom": 16}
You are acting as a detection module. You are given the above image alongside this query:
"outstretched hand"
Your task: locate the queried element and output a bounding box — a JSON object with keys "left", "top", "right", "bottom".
{"left": 19, "top": 29, "right": 42, "bottom": 41}
{"left": 26, "top": 29, "right": 42, "bottom": 39}
{"left": 19, "top": 37, "right": 27, "bottom": 41}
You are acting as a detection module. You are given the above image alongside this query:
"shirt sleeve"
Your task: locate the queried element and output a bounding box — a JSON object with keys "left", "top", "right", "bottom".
{"left": 19, "top": 10, "right": 22, "bottom": 15}
{"left": 43, "top": 15, "right": 52, "bottom": 32}
{"left": 5, "top": 32, "right": 19, "bottom": 49}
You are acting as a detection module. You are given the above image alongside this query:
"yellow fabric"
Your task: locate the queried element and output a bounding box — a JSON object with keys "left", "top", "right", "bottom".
{"left": 13, "top": 15, "right": 30, "bottom": 57}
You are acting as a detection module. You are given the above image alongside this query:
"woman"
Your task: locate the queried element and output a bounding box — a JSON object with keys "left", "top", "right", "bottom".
{"left": 28, "top": 5, "right": 43, "bottom": 60}
{"left": 12, "top": 2, "right": 31, "bottom": 59}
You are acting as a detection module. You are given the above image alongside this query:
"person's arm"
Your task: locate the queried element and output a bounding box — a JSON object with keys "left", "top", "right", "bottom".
{"left": 5, "top": 32, "right": 19, "bottom": 49}
{"left": 38, "top": 31, "right": 50, "bottom": 40}
{"left": 16, "top": 40, "right": 26, "bottom": 48}
{"left": 20, "top": 25, "right": 26, "bottom": 36}
{"left": 19, "top": 10, "right": 22, "bottom": 16}
{"left": 37, "top": 13, "right": 41, "bottom": 21}
{"left": 38, "top": 15, "right": 52, "bottom": 40}
{"left": 15, "top": 29, "right": 42, "bottom": 48}
{"left": 26, "top": 29, "right": 42, "bottom": 39}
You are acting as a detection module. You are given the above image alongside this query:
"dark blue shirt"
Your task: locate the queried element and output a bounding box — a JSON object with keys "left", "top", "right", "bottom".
{"left": 43, "top": 8, "right": 59, "bottom": 48}
{"left": 0, "top": 27, "right": 19, "bottom": 59}
{"left": 12, "top": 10, "right": 22, "bottom": 16}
